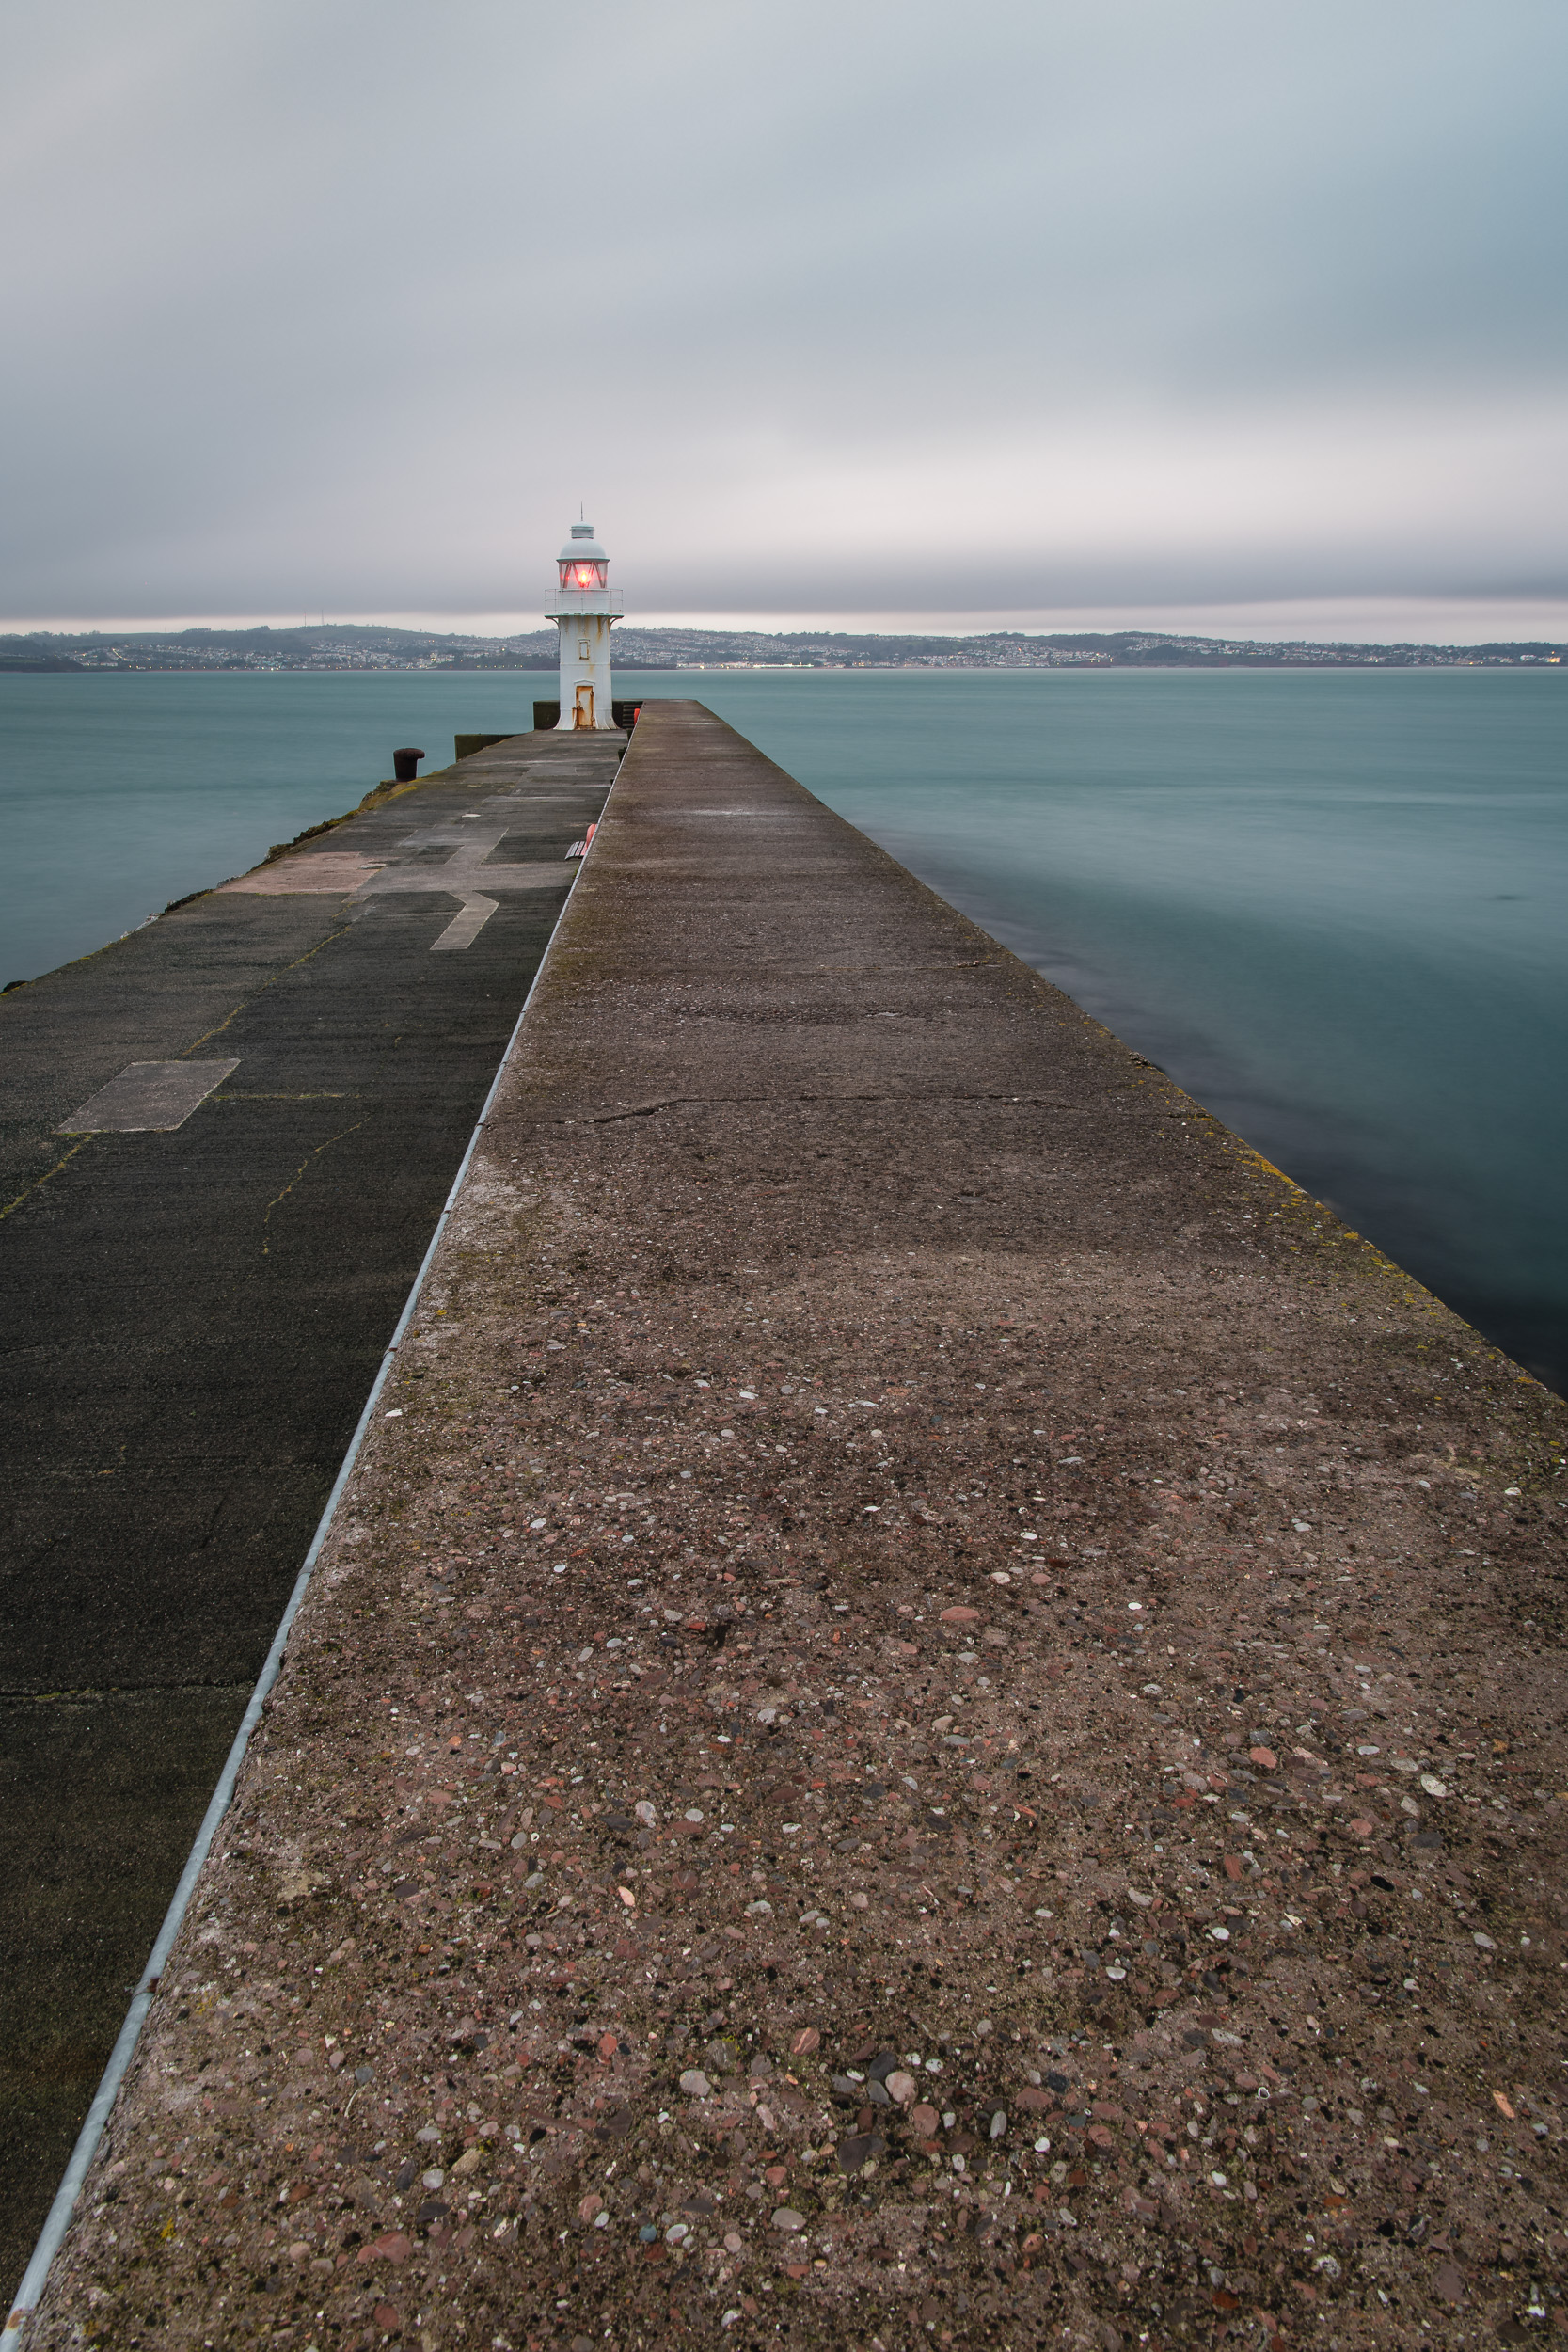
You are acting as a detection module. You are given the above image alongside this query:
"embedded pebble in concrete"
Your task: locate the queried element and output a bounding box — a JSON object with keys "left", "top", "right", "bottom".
{"left": 29, "top": 703, "right": 1568, "bottom": 2352}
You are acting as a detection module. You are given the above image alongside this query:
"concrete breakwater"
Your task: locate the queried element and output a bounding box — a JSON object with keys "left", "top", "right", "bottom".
{"left": 0, "top": 732, "right": 621, "bottom": 2300}
{"left": 19, "top": 701, "right": 1568, "bottom": 2349}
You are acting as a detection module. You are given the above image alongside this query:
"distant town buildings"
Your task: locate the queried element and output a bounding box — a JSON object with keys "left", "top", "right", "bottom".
{"left": 1, "top": 625, "right": 1560, "bottom": 674}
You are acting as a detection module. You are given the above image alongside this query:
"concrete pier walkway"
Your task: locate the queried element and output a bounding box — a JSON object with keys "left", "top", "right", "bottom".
{"left": 24, "top": 703, "right": 1568, "bottom": 2349}
{"left": 0, "top": 732, "right": 620, "bottom": 2296}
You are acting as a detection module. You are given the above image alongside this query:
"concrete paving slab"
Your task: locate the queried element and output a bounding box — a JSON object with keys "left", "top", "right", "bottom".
{"left": 56, "top": 1058, "right": 241, "bottom": 1133}
{"left": 221, "top": 855, "right": 387, "bottom": 895}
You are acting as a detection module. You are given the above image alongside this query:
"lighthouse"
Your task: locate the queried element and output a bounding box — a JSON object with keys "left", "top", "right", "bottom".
{"left": 545, "top": 520, "right": 624, "bottom": 730}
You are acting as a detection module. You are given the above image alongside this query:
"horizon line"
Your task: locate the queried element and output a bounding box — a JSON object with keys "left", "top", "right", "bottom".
{"left": 8, "top": 592, "right": 1568, "bottom": 650}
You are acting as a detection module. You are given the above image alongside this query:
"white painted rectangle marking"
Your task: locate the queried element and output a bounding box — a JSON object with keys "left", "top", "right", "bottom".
{"left": 57, "top": 1059, "right": 241, "bottom": 1133}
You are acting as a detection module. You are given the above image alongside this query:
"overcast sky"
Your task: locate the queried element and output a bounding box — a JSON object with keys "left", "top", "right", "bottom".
{"left": 5, "top": 0, "right": 1566, "bottom": 640}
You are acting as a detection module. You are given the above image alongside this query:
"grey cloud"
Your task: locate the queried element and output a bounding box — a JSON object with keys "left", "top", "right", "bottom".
{"left": 3, "top": 0, "right": 1565, "bottom": 621}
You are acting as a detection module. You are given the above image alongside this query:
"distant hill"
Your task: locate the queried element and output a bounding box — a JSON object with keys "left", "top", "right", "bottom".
{"left": 2, "top": 623, "right": 1560, "bottom": 673}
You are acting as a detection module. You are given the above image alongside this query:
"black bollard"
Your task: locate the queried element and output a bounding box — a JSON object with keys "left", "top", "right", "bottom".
{"left": 392, "top": 747, "right": 425, "bottom": 783}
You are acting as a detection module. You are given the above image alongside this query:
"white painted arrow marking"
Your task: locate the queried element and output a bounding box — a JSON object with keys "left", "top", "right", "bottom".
{"left": 431, "top": 894, "right": 499, "bottom": 950}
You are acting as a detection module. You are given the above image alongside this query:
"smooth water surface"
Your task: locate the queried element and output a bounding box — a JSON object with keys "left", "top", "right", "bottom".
{"left": 2, "top": 665, "right": 1563, "bottom": 1391}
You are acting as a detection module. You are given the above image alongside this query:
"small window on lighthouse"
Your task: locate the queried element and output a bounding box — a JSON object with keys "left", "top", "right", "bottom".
{"left": 561, "top": 558, "right": 608, "bottom": 590}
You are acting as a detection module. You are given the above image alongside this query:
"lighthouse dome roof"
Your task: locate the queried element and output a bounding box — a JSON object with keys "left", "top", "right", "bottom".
{"left": 559, "top": 523, "right": 608, "bottom": 563}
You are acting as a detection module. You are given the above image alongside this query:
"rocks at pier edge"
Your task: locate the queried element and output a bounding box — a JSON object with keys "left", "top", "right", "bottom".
{"left": 30, "top": 702, "right": 1568, "bottom": 2352}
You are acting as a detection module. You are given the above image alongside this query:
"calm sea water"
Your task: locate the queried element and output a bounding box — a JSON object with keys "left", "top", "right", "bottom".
{"left": 3, "top": 665, "right": 1563, "bottom": 1392}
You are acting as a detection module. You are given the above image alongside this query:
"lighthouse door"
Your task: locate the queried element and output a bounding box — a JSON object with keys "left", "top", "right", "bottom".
{"left": 573, "top": 682, "right": 594, "bottom": 730}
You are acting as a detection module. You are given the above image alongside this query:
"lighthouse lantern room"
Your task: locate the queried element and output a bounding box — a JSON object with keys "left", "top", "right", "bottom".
{"left": 545, "top": 520, "right": 624, "bottom": 730}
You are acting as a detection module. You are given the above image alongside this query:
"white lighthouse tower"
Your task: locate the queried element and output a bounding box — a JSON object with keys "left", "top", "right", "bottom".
{"left": 545, "top": 520, "right": 623, "bottom": 730}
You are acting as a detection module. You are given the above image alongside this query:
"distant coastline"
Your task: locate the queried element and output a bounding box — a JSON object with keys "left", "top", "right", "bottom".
{"left": 2, "top": 621, "right": 1561, "bottom": 675}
